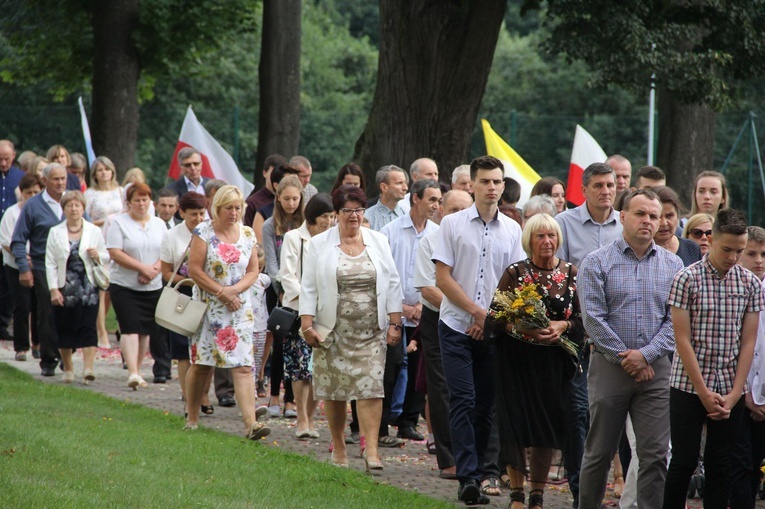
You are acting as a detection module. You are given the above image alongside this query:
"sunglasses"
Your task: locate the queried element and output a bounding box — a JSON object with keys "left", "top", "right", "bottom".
{"left": 690, "top": 229, "right": 712, "bottom": 239}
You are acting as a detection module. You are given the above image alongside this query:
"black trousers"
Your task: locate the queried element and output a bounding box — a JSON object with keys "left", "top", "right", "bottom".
{"left": 397, "top": 325, "right": 426, "bottom": 430}
{"left": 0, "top": 257, "right": 13, "bottom": 332}
{"left": 5, "top": 265, "right": 37, "bottom": 352}
{"left": 31, "top": 269, "right": 58, "bottom": 370}
{"left": 729, "top": 409, "right": 765, "bottom": 509}
{"left": 379, "top": 339, "right": 405, "bottom": 437}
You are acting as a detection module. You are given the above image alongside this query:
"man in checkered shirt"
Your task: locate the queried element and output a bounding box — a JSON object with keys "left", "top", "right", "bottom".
{"left": 662, "top": 208, "right": 764, "bottom": 509}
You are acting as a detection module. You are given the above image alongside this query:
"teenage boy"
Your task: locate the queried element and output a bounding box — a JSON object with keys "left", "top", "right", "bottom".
{"left": 729, "top": 226, "right": 765, "bottom": 509}
{"left": 662, "top": 209, "right": 764, "bottom": 509}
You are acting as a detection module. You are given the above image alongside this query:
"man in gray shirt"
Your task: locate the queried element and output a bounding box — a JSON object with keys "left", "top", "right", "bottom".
{"left": 365, "top": 165, "right": 409, "bottom": 231}
{"left": 554, "top": 162, "right": 623, "bottom": 507}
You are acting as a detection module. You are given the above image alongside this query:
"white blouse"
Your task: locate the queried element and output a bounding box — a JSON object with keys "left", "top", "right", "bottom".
{"left": 106, "top": 213, "right": 166, "bottom": 291}
{"left": 84, "top": 187, "right": 124, "bottom": 232}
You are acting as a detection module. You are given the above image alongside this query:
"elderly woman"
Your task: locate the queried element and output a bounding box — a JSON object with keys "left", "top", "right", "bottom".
{"left": 107, "top": 182, "right": 167, "bottom": 389}
{"left": 653, "top": 186, "right": 701, "bottom": 266}
{"left": 279, "top": 193, "right": 335, "bottom": 438}
{"left": 487, "top": 213, "right": 584, "bottom": 509}
{"left": 683, "top": 213, "right": 715, "bottom": 256}
{"left": 530, "top": 176, "right": 566, "bottom": 214}
{"left": 521, "top": 194, "right": 557, "bottom": 226}
{"left": 185, "top": 185, "right": 270, "bottom": 440}
{"left": 299, "top": 185, "right": 403, "bottom": 470}
{"left": 45, "top": 191, "right": 109, "bottom": 383}
{"left": 159, "top": 192, "right": 213, "bottom": 415}
{"left": 84, "top": 156, "right": 125, "bottom": 348}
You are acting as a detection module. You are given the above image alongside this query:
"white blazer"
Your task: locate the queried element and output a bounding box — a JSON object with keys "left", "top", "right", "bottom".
{"left": 299, "top": 225, "right": 402, "bottom": 330}
{"left": 46, "top": 220, "right": 110, "bottom": 290}
{"left": 279, "top": 222, "right": 311, "bottom": 311}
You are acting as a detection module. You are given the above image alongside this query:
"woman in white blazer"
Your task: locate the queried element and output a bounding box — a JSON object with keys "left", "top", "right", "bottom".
{"left": 279, "top": 193, "right": 335, "bottom": 439}
{"left": 299, "top": 186, "right": 403, "bottom": 470}
{"left": 45, "top": 191, "right": 109, "bottom": 384}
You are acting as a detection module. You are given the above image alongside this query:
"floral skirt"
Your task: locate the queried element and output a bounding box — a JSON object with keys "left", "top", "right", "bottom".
{"left": 283, "top": 332, "right": 312, "bottom": 382}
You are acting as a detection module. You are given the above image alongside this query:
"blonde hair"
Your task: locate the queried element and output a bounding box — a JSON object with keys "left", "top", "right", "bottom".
{"left": 690, "top": 171, "right": 728, "bottom": 216}
{"left": 211, "top": 185, "right": 245, "bottom": 221}
{"left": 46, "top": 145, "right": 71, "bottom": 166}
{"left": 122, "top": 167, "right": 146, "bottom": 187}
{"left": 682, "top": 213, "right": 715, "bottom": 238}
{"left": 521, "top": 213, "right": 563, "bottom": 258}
{"left": 273, "top": 175, "right": 304, "bottom": 236}
{"left": 90, "top": 156, "right": 118, "bottom": 190}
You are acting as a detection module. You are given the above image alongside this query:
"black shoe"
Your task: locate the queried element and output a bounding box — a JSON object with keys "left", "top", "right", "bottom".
{"left": 32, "top": 347, "right": 41, "bottom": 359}
{"left": 219, "top": 395, "right": 236, "bottom": 407}
{"left": 153, "top": 376, "right": 167, "bottom": 384}
{"left": 41, "top": 367, "right": 55, "bottom": 377}
{"left": 397, "top": 426, "right": 425, "bottom": 441}
{"left": 458, "top": 480, "right": 490, "bottom": 506}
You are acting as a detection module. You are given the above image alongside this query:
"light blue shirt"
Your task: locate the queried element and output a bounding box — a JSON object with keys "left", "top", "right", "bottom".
{"left": 555, "top": 202, "right": 622, "bottom": 267}
{"left": 366, "top": 201, "right": 405, "bottom": 232}
{"left": 578, "top": 237, "right": 684, "bottom": 365}
{"left": 381, "top": 214, "right": 439, "bottom": 327}
{"left": 432, "top": 204, "right": 524, "bottom": 334}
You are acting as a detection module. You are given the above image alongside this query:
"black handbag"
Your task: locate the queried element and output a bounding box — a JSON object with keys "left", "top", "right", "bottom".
{"left": 267, "top": 306, "right": 299, "bottom": 335}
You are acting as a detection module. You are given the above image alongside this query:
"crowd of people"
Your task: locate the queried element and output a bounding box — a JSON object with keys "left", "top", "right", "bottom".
{"left": 1, "top": 137, "right": 764, "bottom": 509}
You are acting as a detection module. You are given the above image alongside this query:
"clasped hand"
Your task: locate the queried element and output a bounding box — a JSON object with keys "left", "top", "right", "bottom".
{"left": 138, "top": 262, "right": 161, "bottom": 285}
{"left": 217, "top": 286, "right": 242, "bottom": 312}
{"left": 515, "top": 320, "right": 567, "bottom": 344}
{"left": 701, "top": 389, "right": 734, "bottom": 420}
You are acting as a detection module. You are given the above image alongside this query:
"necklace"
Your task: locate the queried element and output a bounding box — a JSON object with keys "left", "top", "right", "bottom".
{"left": 67, "top": 222, "right": 83, "bottom": 234}
{"left": 340, "top": 233, "right": 362, "bottom": 255}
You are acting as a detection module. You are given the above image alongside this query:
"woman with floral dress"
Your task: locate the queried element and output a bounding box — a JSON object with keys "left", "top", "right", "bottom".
{"left": 185, "top": 185, "right": 270, "bottom": 440}
{"left": 487, "top": 213, "right": 584, "bottom": 509}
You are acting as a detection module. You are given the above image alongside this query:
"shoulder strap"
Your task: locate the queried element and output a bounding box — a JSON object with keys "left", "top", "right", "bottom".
{"left": 167, "top": 237, "right": 193, "bottom": 288}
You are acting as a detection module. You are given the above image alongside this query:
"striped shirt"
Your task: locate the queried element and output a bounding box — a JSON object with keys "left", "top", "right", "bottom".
{"left": 579, "top": 237, "right": 684, "bottom": 365}
{"left": 668, "top": 256, "right": 764, "bottom": 395}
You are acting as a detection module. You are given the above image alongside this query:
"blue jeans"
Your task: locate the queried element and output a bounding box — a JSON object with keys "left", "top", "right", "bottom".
{"left": 439, "top": 320, "right": 495, "bottom": 482}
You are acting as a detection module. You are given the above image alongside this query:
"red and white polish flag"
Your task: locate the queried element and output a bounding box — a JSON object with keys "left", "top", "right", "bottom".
{"left": 167, "top": 106, "right": 254, "bottom": 195}
{"left": 566, "top": 125, "right": 607, "bottom": 206}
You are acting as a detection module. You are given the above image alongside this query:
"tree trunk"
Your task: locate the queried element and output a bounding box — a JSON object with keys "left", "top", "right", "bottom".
{"left": 656, "top": 86, "right": 716, "bottom": 208}
{"left": 354, "top": 0, "right": 507, "bottom": 193}
{"left": 255, "top": 0, "right": 302, "bottom": 186}
{"left": 91, "top": 0, "right": 140, "bottom": 177}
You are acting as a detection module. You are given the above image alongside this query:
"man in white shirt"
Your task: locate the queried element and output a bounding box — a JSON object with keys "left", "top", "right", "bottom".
{"left": 451, "top": 165, "right": 474, "bottom": 195}
{"left": 414, "top": 189, "right": 473, "bottom": 479}
{"left": 433, "top": 156, "right": 524, "bottom": 505}
{"left": 400, "top": 157, "right": 439, "bottom": 214}
{"left": 155, "top": 189, "right": 180, "bottom": 229}
{"left": 381, "top": 179, "right": 441, "bottom": 443}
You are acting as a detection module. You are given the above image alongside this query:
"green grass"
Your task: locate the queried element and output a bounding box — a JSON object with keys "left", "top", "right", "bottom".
{"left": 0, "top": 364, "right": 452, "bottom": 508}
{"left": 105, "top": 306, "right": 118, "bottom": 333}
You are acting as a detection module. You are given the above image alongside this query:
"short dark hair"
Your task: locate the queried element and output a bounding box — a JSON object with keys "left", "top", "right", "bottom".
{"left": 409, "top": 179, "right": 440, "bottom": 206}
{"left": 621, "top": 188, "right": 659, "bottom": 212}
{"left": 156, "top": 188, "right": 178, "bottom": 201}
{"left": 652, "top": 185, "right": 685, "bottom": 216}
{"left": 747, "top": 226, "right": 765, "bottom": 244}
{"left": 263, "top": 154, "right": 288, "bottom": 173}
{"left": 713, "top": 208, "right": 748, "bottom": 236}
{"left": 636, "top": 165, "right": 666, "bottom": 182}
{"left": 271, "top": 165, "right": 301, "bottom": 187}
{"left": 304, "top": 193, "right": 334, "bottom": 225}
{"left": 19, "top": 173, "right": 43, "bottom": 191}
{"left": 204, "top": 179, "right": 226, "bottom": 198}
{"left": 582, "top": 162, "right": 615, "bottom": 187}
{"left": 469, "top": 156, "right": 504, "bottom": 181}
{"left": 179, "top": 191, "right": 207, "bottom": 211}
{"left": 332, "top": 185, "right": 367, "bottom": 212}
{"left": 500, "top": 177, "right": 521, "bottom": 205}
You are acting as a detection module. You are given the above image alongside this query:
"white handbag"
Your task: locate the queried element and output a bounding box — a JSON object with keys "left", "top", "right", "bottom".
{"left": 154, "top": 242, "right": 207, "bottom": 336}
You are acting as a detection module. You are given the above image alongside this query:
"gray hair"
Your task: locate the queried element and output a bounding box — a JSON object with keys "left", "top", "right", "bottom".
{"left": 42, "top": 162, "right": 66, "bottom": 179}
{"left": 289, "top": 155, "right": 311, "bottom": 170}
{"left": 375, "top": 165, "right": 407, "bottom": 190}
{"left": 409, "top": 179, "right": 440, "bottom": 206}
{"left": 409, "top": 158, "right": 436, "bottom": 178}
{"left": 582, "top": 162, "right": 615, "bottom": 187}
{"left": 177, "top": 146, "right": 200, "bottom": 165}
{"left": 204, "top": 179, "right": 227, "bottom": 197}
{"left": 451, "top": 164, "right": 470, "bottom": 184}
{"left": 523, "top": 194, "right": 557, "bottom": 218}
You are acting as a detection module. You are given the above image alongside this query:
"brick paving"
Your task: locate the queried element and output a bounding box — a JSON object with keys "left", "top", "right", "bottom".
{"left": 3, "top": 337, "right": 761, "bottom": 508}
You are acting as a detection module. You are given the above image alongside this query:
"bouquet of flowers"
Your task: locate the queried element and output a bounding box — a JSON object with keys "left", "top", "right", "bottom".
{"left": 488, "top": 283, "right": 579, "bottom": 357}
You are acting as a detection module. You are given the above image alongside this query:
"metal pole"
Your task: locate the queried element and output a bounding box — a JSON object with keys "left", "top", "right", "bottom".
{"left": 647, "top": 75, "right": 656, "bottom": 165}
{"left": 749, "top": 111, "right": 754, "bottom": 220}
{"left": 233, "top": 106, "right": 240, "bottom": 166}
{"left": 720, "top": 117, "right": 750, "bottom": 175}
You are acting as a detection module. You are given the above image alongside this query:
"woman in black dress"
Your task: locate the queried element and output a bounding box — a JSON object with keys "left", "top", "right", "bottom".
{"left": 488, "top": 213, "right": 584, "bottom": 509}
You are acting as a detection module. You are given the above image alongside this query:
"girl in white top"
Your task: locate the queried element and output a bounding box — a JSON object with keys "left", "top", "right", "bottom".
{"left": 83, "top": 156, "right": 124, "bottom": 348}
{"left": 250, "top": 246, "right": 271, "bottom": 406}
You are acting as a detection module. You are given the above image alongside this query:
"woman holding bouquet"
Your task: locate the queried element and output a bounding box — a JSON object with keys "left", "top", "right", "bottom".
{"left": 487, "top": 213, "right": 584, "bottom": 509}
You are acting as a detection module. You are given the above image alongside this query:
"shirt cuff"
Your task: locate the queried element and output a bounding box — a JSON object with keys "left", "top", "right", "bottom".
{"left": 639, "top": 345, "right": 660, "bottom": 366}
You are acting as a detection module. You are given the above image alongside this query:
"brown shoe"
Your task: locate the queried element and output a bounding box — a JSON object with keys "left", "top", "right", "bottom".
{"left": 246, "top": 422, "right": 271, "bottom": 441}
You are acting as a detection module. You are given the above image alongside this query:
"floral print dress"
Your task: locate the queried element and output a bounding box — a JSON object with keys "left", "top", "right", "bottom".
{"left": 190, "top": 221, "right": 256, "bottom": 368}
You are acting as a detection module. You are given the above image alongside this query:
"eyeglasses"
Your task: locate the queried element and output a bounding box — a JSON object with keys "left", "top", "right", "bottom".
{"left": 340, "top": 207, "right": 365, "bottom": 216}
{"left": 690, "top": 228, "right": 712, "bottom": 239}
{"left": 181, "top": 162, "right": 202, "bottom": 168}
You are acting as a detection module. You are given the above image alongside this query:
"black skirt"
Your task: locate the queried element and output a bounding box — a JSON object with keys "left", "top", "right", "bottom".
{"left": 109, "top": 284, "right": 162, "bottom": 335}
{"left": 53, "top": 304, "right": 98, "bottom": 349}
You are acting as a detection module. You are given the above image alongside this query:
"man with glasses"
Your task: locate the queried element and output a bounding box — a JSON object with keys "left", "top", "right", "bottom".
{"left": 167, "top": 147, "right": 210, "bottom": 201}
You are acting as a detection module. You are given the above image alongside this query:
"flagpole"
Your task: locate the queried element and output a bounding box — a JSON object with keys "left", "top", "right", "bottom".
{"left": 647, "top": 44, "right": 656, "bottom": 165}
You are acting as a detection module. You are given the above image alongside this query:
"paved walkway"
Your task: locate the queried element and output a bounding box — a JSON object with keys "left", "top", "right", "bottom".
{"left": 4, "top": 338, "right": 754, "bottom": 509}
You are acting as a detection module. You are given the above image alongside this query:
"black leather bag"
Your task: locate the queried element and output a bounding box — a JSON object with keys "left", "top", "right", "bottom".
{"left": 267, "top": 306, "right": 299, "bottom": 335}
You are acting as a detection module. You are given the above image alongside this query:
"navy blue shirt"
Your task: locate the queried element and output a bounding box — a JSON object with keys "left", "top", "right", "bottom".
{"left": 0, "top": 166, "right": 24, "bottom": 217}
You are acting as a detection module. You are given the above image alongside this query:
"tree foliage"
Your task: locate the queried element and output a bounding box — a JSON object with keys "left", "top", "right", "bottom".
{"left": 525, "top": 0, "right": 765, "bottom": 110}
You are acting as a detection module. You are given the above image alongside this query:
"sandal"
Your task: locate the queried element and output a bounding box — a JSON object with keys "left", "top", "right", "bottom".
{"left": 509, "top": 487, "right": 525, "bottom": 508}
{"left": 613, "top": 474, "right": 624, "bottom": 498}
{"left": 426, "top": 440, "right": 437, "bottom": 455}
{"left": 201, "top": 405, "right": 214, "bottom": 415}
{"left": 500, "top": 474, "right": 512, "bottom": 489}
{"left": 480, "top": 477, "right": 501, "bottom": 496}
{"left": 256, "top": 379, "right": 266, "bottom": 398}
{"left": 529, "top": 488, "right": 544, "bottom": 508}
